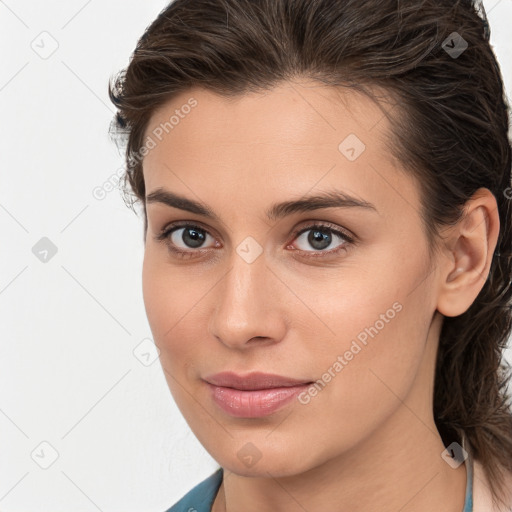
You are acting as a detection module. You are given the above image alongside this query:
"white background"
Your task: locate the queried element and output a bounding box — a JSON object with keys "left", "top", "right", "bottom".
{"left": 0, "top": 1, "right": 511, "bottom": 510}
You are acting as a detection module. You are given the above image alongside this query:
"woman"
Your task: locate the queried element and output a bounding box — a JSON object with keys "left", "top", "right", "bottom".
{"left": 108, "top": 0, "right": 512, "bottom": 510}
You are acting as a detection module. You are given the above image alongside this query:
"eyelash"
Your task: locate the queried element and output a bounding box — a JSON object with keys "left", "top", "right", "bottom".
{"left": 155, "top": 221, "right": 355, "bottom": 260}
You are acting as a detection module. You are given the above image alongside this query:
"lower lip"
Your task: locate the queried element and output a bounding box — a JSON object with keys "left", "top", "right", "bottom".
{"left": 206, "top": 382, "right": 311, "bottom": 418}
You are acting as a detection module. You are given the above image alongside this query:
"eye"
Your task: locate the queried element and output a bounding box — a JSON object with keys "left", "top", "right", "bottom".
{"left": 289, "top": 223, "right": 354, "bottom": 257}
{"left": 155, "top": 221, "right": 354, "bottom": 260}
{"left": 155, "top": 223, "right": 219, "bottom": 258}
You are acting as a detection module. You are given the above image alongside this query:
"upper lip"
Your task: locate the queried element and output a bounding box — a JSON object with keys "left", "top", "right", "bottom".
{"left": 203, "top": 371, "right": 313, "bottom": 390}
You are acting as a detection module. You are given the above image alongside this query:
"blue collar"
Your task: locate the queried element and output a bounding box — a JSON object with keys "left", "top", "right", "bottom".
{"left": 463, "top": 443, "right": 474, "bottom": 512}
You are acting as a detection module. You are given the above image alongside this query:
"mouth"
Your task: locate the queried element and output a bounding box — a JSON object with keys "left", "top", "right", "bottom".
{"left": 203, "top": 371, "right": 314, "bottom": 418}
{"left": 203, "top": 371, "right": 313, "bottom": 390}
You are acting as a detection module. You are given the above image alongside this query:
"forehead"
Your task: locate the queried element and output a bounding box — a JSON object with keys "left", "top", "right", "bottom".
{"left": 144, "top": 79, "right": 394, "bottom": 150}
{"left": 142, "top": 79, "right": 421, "bottom": 222}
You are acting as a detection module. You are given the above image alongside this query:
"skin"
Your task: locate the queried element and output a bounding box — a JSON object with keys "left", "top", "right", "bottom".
{"left": 141, "top": 79, "right": 499, "bottom": 512}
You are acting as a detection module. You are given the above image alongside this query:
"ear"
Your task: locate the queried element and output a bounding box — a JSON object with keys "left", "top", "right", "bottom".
{"left": 436, "top": 188, "right": 500, "bottom": 317}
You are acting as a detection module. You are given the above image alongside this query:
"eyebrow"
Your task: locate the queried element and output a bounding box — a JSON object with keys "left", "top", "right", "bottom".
{"left": 145, "top": 187, "right": 378, "bottom": 221}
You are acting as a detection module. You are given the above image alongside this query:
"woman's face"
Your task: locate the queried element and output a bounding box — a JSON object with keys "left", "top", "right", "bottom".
{"left": 141, "top": 80, "right": 445, "bottom": 476}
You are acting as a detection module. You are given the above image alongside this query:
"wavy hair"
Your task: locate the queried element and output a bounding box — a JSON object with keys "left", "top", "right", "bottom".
{"left": 108, "top": 0, "right": 512, "bottom": 506}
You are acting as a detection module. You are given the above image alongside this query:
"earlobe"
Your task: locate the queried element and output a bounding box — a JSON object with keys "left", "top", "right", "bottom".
{"left": 436, "top": 188, "right": 500, "bottom": 318}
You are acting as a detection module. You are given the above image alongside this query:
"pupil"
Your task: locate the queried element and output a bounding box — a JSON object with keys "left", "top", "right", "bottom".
{"left": 184, "top": 228, "right": 205, "bottom": 248}
{"left": 309, "top": 229, "right": 331, "bottom": 250}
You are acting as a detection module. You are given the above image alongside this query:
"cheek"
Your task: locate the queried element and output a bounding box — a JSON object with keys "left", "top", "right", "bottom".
{"left": 141, "top": 248, "right": 214, "bottom": 378}
{"left": 142, "top": 252, "right": 172, "bottom": 342}
{"left": 296, "top": 250, "right": 434, "bottom": 429}
{"left": 142, "top": 250, "right": 190, "bottom": 355}
{"left": 142, "top": 253, "right": 202, "bottom": 418}
{"left": 321, "top": 311, "right": 427, "bottom": 459}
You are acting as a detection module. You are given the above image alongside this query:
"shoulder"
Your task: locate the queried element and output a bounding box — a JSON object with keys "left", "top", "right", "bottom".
{"left": 473, "top": 458, "right": 512, "bottom": 512}
{"left": 163, "top": 467, "right": 223, "bottom": 512}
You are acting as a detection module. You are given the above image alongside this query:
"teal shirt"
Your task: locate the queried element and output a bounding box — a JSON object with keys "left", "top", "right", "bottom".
{"left": 165, "top": 467, "right": 223, "bottom": 512}
{"left": 165, "top": 452, "right": 474, "bottom": 512}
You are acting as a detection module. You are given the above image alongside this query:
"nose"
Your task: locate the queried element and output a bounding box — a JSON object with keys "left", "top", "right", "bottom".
{"left": 208, "top": 247, "right": 287, "bottom": 350}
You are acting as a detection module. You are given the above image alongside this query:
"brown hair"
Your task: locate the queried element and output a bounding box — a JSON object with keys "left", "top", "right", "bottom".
{"left": 108, "top": 0, "right": 512, "bottom": 506}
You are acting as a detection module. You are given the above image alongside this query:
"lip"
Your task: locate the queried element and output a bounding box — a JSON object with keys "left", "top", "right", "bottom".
{"left": 203, "top": 372, "right": 313, "bottom": 418}
{"left": 203, "top": 371, "right": 312, "bottom": 390}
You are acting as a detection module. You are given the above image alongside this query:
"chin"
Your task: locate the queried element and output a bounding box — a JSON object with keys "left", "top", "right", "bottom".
{"left": 214, "top": 445, "right": 316, "bottom": 479}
